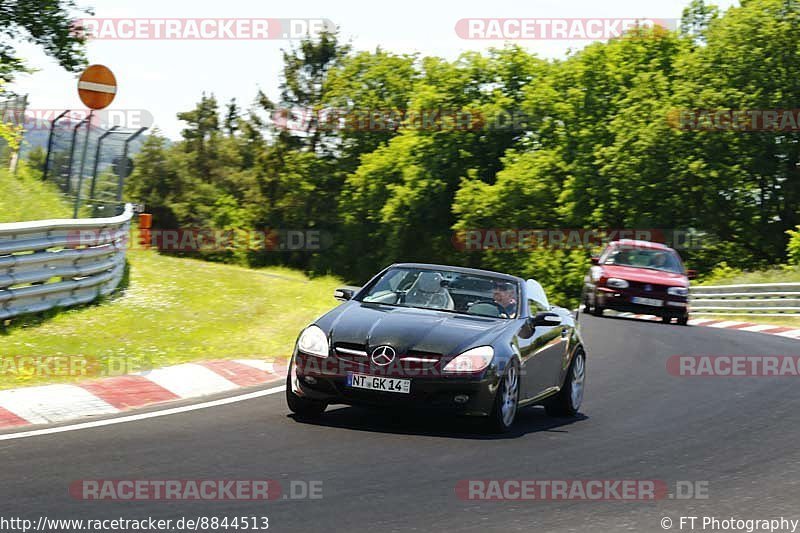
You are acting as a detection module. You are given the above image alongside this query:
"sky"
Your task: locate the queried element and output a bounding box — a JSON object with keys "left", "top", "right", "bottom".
{"left": 10, "top": 0, "right": 739, "bottom": 140}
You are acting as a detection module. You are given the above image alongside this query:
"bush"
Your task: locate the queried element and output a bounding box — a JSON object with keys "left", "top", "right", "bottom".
{"left": 698, "top": 261, "right": 743, "bottom": 285}
{"left": 787, "top": 226, "right": 800, "bottom": 266}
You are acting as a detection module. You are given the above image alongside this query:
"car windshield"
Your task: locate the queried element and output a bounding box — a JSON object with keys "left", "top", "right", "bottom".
{"left": 603, "top": 246, "right": 684, "bottom": 274}
{"left": 360, "top": 267, "right": 520, "bottom": 318}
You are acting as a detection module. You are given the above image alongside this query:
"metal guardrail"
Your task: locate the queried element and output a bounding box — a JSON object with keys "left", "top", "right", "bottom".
{"left": 0, "top": 204, "right": 133, "bottom": 320}
{"left": 691, "top": 283, "right": 800, "bottom": 317}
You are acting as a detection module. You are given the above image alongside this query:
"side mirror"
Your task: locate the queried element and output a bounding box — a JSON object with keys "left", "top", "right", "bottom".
{"left": 334, "top": 287, "right": 358, "bottom": 301}
{"left": 529, "top": 312, "right": 562, "bottom": 328}
{"left": 590, "top": 256, "right": 600, "bottom": 265}
{"left": 686, "top": 269, "right": 698, "bottom": 280}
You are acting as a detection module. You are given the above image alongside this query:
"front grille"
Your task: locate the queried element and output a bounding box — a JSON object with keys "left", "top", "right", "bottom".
{"left": 398, "top": 350, "right": 441, "bottom": 371}
{"left": 334, "top": 343, "right": 368, "bottom": 361}
{"left": 330, "top": 344, "right": 444, "bottom": 376}
{"left": 626, "top": 281, "right": 668, "bottom": 296}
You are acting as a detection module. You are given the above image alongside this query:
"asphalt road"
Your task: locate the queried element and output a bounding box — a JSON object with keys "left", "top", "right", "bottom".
{"left": 2, "top": 315, "right": 799, "bottom": 533}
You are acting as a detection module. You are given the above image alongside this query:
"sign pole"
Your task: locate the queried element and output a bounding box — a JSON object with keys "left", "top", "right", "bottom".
{"left": 74, "top": 64, "right": 118, "bottom": 217}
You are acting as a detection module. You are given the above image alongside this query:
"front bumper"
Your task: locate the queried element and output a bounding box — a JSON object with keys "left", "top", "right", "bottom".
{"left": 290, "top": 351, "right": 501, "bottom": 416}
{"left": 596, "top": 288, "right": 688, "bottom": 317}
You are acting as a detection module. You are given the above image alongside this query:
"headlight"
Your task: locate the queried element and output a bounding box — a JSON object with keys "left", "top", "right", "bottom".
{"left": 297, "top": 325, "right": 329, "bottom": 358}
{"left": 606, "top": 278, "right": 629, "bottom": 289}
{"left": 442, "top": 346, "right": 494, "bottom": 374}
{"left": 668, "top": 286, "right": 689, "bottom": 297}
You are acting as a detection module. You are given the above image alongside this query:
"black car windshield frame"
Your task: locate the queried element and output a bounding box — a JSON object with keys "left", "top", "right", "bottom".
{"left": 357, "top": 267, "right": 520, "bottom": 318}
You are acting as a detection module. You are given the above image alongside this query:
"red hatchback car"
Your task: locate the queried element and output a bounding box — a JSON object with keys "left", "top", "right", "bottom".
{"left": 582, "top": 239, "right": 697, "bottom": 325}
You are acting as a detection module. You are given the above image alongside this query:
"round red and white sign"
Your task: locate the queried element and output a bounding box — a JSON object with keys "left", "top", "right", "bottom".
{"left": 77, "top": 64, "right": 117, "bottom": 110}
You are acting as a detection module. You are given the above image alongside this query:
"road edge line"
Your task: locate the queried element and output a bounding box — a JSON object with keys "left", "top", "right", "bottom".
{"left": 0, "top": 384, "right": 285, "bottom": 441}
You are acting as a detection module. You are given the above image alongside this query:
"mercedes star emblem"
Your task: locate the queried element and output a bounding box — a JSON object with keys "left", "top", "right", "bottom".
{"left": 371, "top": 345, "right": 396, "bottom": 366}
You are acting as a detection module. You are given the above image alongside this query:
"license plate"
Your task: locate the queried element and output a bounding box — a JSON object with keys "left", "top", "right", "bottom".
{"left": 346, "top": 373, "right": 411, "bottom": 394}
{"left": 631, "top": 296, "right": 663, "bottom": 307}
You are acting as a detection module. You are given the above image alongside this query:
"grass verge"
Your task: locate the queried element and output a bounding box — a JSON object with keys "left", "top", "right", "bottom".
{"left": 700, "top": 265, "right": 800, "bottom": 286}
{"left": 0, "top": 249, "right": 342, "bottom": 390}
{"left": 0, "top": 166, "right": 73, "bottom": 222}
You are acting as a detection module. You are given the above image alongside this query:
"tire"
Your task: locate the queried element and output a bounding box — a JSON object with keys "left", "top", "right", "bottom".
{"left": 661, "top": 315, "right": 672, "bottom": 324}
{"left": 545, "top": 350, "right": 586, "bottom": 417}
{"left": 677, "top": 314, "right": 689, "bottom": 326}
{"left": 588, "top": 293, "right": 604, "bottom": 316}
{"left": 582, "top": 294, "right": 591, "bottom": 314}
{"left": 486, "top": 360, "right": 520, "bottom": 433}
{"left": 286, "top": 369, "right": 327, "bottom": 418}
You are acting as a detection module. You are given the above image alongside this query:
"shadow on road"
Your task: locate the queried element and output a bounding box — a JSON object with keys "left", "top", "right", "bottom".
{"left": 579, "top": 312, "right": 674, "bottom": 326}
{"left": 287, "top": 405, "right": 588, "bottom": 440}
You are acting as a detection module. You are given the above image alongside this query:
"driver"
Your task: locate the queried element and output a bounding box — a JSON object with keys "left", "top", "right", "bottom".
{"left": 651, "top": 252, "right": 667, "bottom": 269}
{"left": 493, "top": 281, "right": 518, "bottom": 318}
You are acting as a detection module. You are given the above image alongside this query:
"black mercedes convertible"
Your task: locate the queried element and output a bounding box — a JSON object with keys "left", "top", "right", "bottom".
{"left": 286, "top": 263, "right": 586, "bottom": 432}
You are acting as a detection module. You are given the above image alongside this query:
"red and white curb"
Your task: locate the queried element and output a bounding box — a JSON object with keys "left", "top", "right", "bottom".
{"left": 610, "top": 311, "right": 800, "bottom": 340}
{"left": 0, "top": 359, "right": 287, "bottom": 429}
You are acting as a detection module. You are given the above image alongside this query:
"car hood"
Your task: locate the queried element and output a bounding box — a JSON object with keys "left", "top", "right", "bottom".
{"left": 601, "top": 265, "right": 688, "bottom": 287}
{"left": 318, "top": 302, "right": 509, "bottom": 357}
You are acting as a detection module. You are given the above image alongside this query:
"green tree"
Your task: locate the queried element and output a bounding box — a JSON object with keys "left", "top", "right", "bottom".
{"left": 787, "top": 226, "right": 800, "bottom": 265}
{"left": 224, "top": 98, "right": 240, "bottom": 136}
{"left": 279, "top": 30, "right": 351, "bottom": 152}
{"left": 673, "top": 0, "right": 800, "bottom": 265}
{"left": 126, "top": 131, "right": 182, "bottom": 228}
{"left": 119, "top": 2, "right": 800, "bottom": 298}
{"left": 336, "top": 47, "right": 546, "bottom": 280}
{"left": 322, "top": 49, "right": 418, "bottom": 171}
{"left": 25, "top": 145, "right": 47, "bottom": 178}
{"left": 0, "top": 0, "right": 90, "bottom": 82}
{"left": 680, "top": 0, "right": 720, "bottom": 44}
{"left": 177, "top": 93, "right": 221, "bottom": 183}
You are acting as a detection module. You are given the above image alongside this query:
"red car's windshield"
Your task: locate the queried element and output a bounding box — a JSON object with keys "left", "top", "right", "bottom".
{"left": 603, "top": 247, "right": 684, "bottom": 274}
